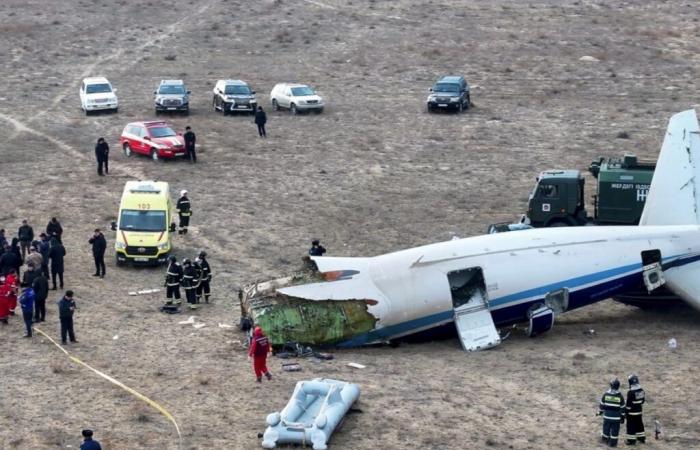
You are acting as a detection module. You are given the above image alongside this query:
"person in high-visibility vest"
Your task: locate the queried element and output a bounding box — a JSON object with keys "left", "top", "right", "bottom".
{"left": 248, "top": 326, "right": 272, "bottom": 382}
{"left": 625, "top": 374, "right": 646, "bottom": 445}
{"left": 176, "top": 190, "right": 192, "bottom": 235}
{"left": 599, "top": 377, "right": 626, "bottom": 447}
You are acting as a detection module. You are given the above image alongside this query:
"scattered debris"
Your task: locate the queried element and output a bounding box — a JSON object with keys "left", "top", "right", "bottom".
{"left": 667, "top": 337, "right": 677, "bottom": 350}
{"left": 583, "top": 329, "right": 596, "bottom": 336}
{"left": 193, "top": 323, "right": 206, "bottom": 329}
{"left": 178, "top": 316, "right": 196, "bottom": 325}
{"left": 128, "top": 288, "right": 162, "bottom": 296}
{"left": 579, "top": 55, "right": 599, "bottom": 62}
{"left": 664, "top": 86, "right": 679, "bottom": 91}
{"left": 616, "top": 131, "right": 630, "bottom": 139}
{"left": 282, "top": 363, "right": 302, "bottom": 372}
{"left": 113, "top": 335, "right": 119, "bottom": 340}
{"left": 218, "top": 323, "right": 235, "bottom": 329}
{"left": 654, "top": 418, "right": 662, "bottom": 439}
{"left": 347, "top": 362, "right": 366, "bottom": 369}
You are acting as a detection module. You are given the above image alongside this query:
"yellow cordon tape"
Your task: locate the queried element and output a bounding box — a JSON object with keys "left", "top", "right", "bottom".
{"left": 34, "top": 327, "right": 182, "bottom": 449}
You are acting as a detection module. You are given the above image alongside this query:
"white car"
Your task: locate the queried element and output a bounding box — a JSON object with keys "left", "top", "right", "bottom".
{"left": 79, "top": 77, "right": 118, "bottom": 115}
{"left": 270, "top": 83, "right": 323, "bottom": 114}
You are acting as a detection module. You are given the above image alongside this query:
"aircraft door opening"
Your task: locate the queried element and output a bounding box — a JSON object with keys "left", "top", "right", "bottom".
{"left": 447, "top": 268, "right": 501, "bottom": 352}
{"left": 641, "top": 249, "right": 665, "bottom": 292}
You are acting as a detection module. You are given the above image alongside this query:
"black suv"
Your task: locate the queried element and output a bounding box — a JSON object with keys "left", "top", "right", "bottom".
{"left": 427, "top": 76, "right": 470, "bottom": 112}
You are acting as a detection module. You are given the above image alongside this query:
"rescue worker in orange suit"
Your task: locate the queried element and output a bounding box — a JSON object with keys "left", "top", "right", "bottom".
{"left": 5, "top": 268, "right": 19, "bottom": 315}
{"left": 625, "top": 374, "right": 646, "bottom": 445}
{"left": 599, "top": 377, "right": 626, "bottom": 447}
{"left": 248, "top": 326, "right": 272, "bottom": 382}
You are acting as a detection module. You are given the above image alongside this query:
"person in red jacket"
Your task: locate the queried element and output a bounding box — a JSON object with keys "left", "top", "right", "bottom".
{"left": 0, "top": 275, "right": 11, "bottom": 323}
{"left": 5, "top": 269, "right": 19, "bottom": 315}
{"left": 248, "top": 326, "right": 272, "bottom": 382}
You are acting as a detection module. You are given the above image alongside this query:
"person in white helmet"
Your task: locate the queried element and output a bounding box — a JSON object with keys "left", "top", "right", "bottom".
{"left": 176, "top": 190, "right": 192, "bottom": 235}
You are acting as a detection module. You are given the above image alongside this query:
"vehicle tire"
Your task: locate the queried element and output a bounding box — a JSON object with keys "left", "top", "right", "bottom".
{"left": 115, "top": 254, "right": 125, "bottom": 267}
{"left": 222, "top": 102, "right": 229, "bottom": 116}
{"left": 113, "top": 108, "right": 118, "bottom": 114}
{"left": 458, "top": 102, "right": 464, "bottom": 113}
{"left": 464, "top": 98, "right": 470, "bottom": 110}
{"left": 151, "top": 148, "right": 160, "bottom": 162}
{"left": 212, "top": 96, "right": 218, "bottom": 111}
{"left": 314, "top": 108, "right": 323, "bottom": 115}
{"left": 549, "top": 221, "right": 570, "bottom": 227}
{"left": 123, "top": 143, "right": 132, "bottom": 157}
{"left": 290, "top": 103, "right": 297, "bottom": 115}
{"left": 272, "top": 99, "right": 279, "bottom": 111}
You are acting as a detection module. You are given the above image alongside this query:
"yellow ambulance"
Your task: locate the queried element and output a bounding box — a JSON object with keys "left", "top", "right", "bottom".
{"left": 112, "top": 181, "right": 174, "bottom": 265}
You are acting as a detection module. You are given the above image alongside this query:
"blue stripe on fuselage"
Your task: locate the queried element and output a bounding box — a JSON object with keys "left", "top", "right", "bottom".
{"left": 336, "top": 253, "right": 698, "bottom": 347}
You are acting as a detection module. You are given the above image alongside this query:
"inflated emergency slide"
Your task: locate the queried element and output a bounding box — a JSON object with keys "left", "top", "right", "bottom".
{"left": 262, "top": 378, "right": 360, "bottom": 450}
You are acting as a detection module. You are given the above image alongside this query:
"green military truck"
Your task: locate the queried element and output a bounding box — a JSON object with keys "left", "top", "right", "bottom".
{"left": 526, "top": 154, "right": 655, "bottom": 227}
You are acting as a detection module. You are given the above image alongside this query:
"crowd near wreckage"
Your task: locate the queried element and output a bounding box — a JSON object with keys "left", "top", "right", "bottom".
{"left": 242, "top": 109, "right": 700, "bottom": 352}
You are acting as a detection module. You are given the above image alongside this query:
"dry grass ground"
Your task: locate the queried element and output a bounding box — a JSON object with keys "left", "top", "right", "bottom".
{"left": 1, "top": 0, "right": 699, "bottom": 448}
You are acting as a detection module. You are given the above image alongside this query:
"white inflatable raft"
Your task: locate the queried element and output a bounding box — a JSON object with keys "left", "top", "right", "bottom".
{"left": 262, "top": 378, "right": 360, "bottom": 450}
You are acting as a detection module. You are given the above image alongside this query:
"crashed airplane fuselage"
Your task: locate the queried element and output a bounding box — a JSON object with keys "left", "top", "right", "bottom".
{"left": 242, "top": 109, "right": 700, "bottom": 351}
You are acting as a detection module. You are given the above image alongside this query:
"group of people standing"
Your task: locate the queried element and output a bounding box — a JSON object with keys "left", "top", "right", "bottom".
{"left": 164, "top": 250, "right": 212, "bottom": 310}
{"left": 598, "top": 375, "right": 647, "bottom": 447}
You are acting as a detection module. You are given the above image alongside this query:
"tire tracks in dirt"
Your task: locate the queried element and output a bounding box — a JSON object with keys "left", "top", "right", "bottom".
{"left": 301, "top": 0, "right": 420, "bottom": 23}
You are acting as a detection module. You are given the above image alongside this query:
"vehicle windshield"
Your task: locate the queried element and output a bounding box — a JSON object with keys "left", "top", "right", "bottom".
{"left": 119, "top": 210, "right": 166, "bottom": 232}
{"left": 149, "top": 126, "right": 176, "bottom": 138}
{"left": 158, "top": 84, "right": 185, "bottom": 95}
{"left": 291, "top": 86, "right": 314, "bottom": 96}
{"left": 225, "top": 85, "right": 251, "bottom": 95}
{"left": 433, "top": 83, "right": 460, "bottom": 93}
{"left": 86, "top": 83, "right": 112, "bottom": 94}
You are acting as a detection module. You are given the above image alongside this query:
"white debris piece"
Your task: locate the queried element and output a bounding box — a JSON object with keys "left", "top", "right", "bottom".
{"left": 193, "top": 323, "right": 206, "bottom": 329}
{"left": 218, "top": 323, "right": 235, "bottom": 329}
{"left": 179, "top": 316, "right": 196, "bottom": 325}
{"left": 113, "top": 335, "right": 119, "bottom": 340}
{"left": 667, "top": 338, "right": 677, "bottom": 349}
{"left": 347, "top": 362, "right": 366, "bottom": 369}
{"left": 579, "top": 55, "right": 599, "bottom": 62}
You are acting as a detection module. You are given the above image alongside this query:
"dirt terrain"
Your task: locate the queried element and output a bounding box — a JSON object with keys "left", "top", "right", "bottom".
{"left": 1, "top": 0, "right": 700, "bottom": 448}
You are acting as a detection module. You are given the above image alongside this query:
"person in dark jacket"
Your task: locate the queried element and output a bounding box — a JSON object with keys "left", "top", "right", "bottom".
{"left": 57, "top": 290, "right": 77, "bottom": 344}
{"left": 95, "top": 137, "right": 109, "bottom": 176}
{"left": 599, "top": 377, "right": 626, "bottom": 447}
{"left": 183, "top": 126, "right": 196, "bottom": 163}
{"left": 181, "top": 259, "right": 198, "bottom": 307}
{"left": 9, "top": 238, "right": 23, "bottom": 279}
{"left": 46, "top": 217, "right": 63, "bottom": 242}
{"left": 88, "top": 229, "right": 106, "bottom": 277}
{"left": 38, "top": 233, "right": 50, "bottom": 277}
{"left": 18, "top": 219, "right": 34, "bottom": 259}
{"left": 176, "top": 190, "right": 192, "bottom": 235}
{"left": 254, "top": 106, "right": 267, "bottom": 138}
{"left": 164, "top": 255, "right": 183, "bottom": 302}
{"left": 48, "top": 238, "right": 66, "bottom": 290}
{"left": 195, "top": 250, "right": 212, "bottom": 303}
{"left": 0, "top": 229, "right": 7, "bottom": 250}
{"left": 19, "top": 287, "right": 35, "bottom": 337}
{"left": 0, "top": 243, "right": 20, "bottom": 276}
{"left": 80, "top": 429, "right": 102, "bottom": 450}
{"left": 21, "top": 263, "right": 39, "bottom": 288}
{"left": 32, "top": 271, "right": 48, "bottom": 322}
{"left": 308, "top": 239, "right": 327, "bottom": 257}
{"left": 248, "top": 326, "right": 272, "bottom": 382}
{"left": 625, "top": 374, "right": 646, "bottom": 445}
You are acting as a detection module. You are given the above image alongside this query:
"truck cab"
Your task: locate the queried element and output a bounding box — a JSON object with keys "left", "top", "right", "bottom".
{"left": 112, "top": 181, "right": 175, "bottom": 266}
{"left": 527, "top": 170, "right": 586, "bottom": 227}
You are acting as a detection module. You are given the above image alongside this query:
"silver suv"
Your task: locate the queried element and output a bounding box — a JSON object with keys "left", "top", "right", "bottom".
{"left": 212, "top": 79, "right": 257, "bottom": 115}
{"left": 154, "top": 80, "right": 190, "bottom": 114}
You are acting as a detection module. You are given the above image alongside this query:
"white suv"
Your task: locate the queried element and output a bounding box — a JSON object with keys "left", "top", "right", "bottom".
{"left": 79, "top": 77, "right": 118, "bottom": 115}
{"left": 270, "top": 83, "right": 324, "bottom": 114}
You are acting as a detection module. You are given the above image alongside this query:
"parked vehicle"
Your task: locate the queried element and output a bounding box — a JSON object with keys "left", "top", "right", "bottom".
{"left": 119, "top": 121, "right": 186, "bottom": 162}
{"left": 154, "top": 80, "right": 190, "bottom": 114}
{"left": 79, "top": 77, "right": 118, "bottom": 114}
{"left": 270, "top": 83, "right": 324, "bottom": 114}
{"left": 526, "top": 154, "right": 655, "bottom": 227}
{"left": 111, "top": 181, "right": 175, "bottom": 266}
{"left": 427, "top": 76, "right": 470, "bottom": 112}
{"left": 212, "top": 80, "right": 257, "bottom": 115}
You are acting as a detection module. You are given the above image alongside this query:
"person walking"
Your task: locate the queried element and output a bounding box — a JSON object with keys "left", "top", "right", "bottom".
{"left": 88, "top": 229, "right": 106, "bottom": 277}
{"left": 32, "top": 270, "right": 48, "bottom": 322}
{"left": 254, "top": 106, "right": 267, "bottom": 138}
{"left": 599, "top": 377, "right": 626, "bottom": 447}
{"left": 248, "top": 326, "right": 272, "bottom": 382}
{"left": 48, "top": 237, "right": 66, "bottom": 290}
{"left": 183, "top": 126, "right": 196, "bottom": 163}
{"left": 46, "top": 217, "right": 63, "bottom": 242}
{"left": 58, "top": 290, "right": 77, "bottom": 344}
{"left": 181, "top": 258, "right": 199, "bottom": 307}
{"left": 19, "top": 286, "right": 35, "bottom": 337}
{"left": 18, "top": 219, "right": 34, "bottom": 260}
{"left": 176, "top": 190, "right": 192, "bottom": 235}
{"left": 195, "top": 250, "right": 212, "bottom": 303}
{"left": 95, "top": 137, "right": 109, "bottom": 176}
{"left": 625, "top": 374, "right": 646, "bottom": 445}
{"left": 80, "top": 429, "right": 102, "bottom": 450}
{"left": 38, "top": 233, "right": 50, "bottom": 277}
{"left": 164, "top": 255, "right": 183, "bottom": 302}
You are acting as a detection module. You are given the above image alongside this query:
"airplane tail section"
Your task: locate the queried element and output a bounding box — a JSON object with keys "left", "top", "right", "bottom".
{"left": 639, "top": 109, "right": 700, "bottom": 226}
